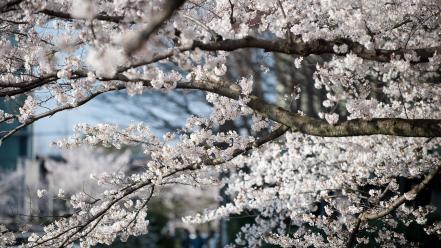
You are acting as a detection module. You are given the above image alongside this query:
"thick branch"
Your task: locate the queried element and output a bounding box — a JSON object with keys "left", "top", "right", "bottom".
{"left": 40, "top": 9, "right": 125, "bottom": 23}
{"left": 193, "top": 36, "right": 441, "bottom": 63}
{"left": 3, "top": 31, "right": 440, "bottom": 97}
{"left": 0, "top": 0, "right": 23, "bottom": 13}
{"left": 2, "top": 66, "right": 441, "bottom": 141}
{"left": 3, "top": 75, "right": 440, "bottom": 141}
{"left": 0, "top": 74, "right": 58, "bottom": 97}
{"left": 182, "top": 79, "right": 441, "bottom": 137}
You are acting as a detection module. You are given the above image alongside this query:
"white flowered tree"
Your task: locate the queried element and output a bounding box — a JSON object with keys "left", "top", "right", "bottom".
{"left": 0, "top": 0, "right": 441, "bottom": 247}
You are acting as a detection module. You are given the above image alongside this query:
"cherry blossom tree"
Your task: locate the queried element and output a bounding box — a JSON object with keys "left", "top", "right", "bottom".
{"left": 1, "top": 0, "right": 441, "bottom": 247}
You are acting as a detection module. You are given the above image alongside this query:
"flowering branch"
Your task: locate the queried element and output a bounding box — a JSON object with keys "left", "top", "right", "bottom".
{"left": 361, "top": 164, "right": 441, "bottom": 221}
{"left": 193, "top": 36, "right": 441, "bottom": 63}
{"left": 347, "top": 163, "right": 441, "bottom": 247}
{"left": 27, "top": 124, "right": 288, "bottom": 247}
{"left": 0, "top": 85, "right": 124, "bottom": 143}
{"left": 2, "top": 75, "right": 441, "bottom": 140}
{"left": 40, "top": 9, "right": 125, "bottom": 23}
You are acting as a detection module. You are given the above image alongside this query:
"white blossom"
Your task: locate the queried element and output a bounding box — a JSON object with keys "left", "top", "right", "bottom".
{"left": 1, "top": 1, "right": 441, "bottom": 247}
{"left": 37, "top": 189, "right": 47, "bottom": 198}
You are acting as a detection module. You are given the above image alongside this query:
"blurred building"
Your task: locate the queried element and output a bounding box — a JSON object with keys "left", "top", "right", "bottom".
{"left": 0, "top": 32, "right": 35, "bottom": 171}
{"left": 0, "top": 99, "right": 36, "bottom": 225}
{"left": 0, "top": 100, "right": 35, "bottom": 171}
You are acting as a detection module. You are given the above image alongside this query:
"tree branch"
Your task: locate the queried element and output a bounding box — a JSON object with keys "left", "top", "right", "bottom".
{"left": 2, "top": 75, "right": 441, "bottom": 142}
{"left": 0, "top": 74, "right": 58, "bottom": 97}
{"left": 193, "top": 36, "right": 441, "bottom": 63}
{"left": 0, "top": 85, "right": 124, "bottom": 143}
{"left": 361, "top": 164, "right": 441, "bottom": 221}
{"left": 184, "top": 78, "right": 441, "bottom": 137}
{"left": 39, "top": 9, "right": 125, "bottom": 23}
{"left": 346, "top": 163, "right": 441, "bottom": 247}
{"left": 0, "top": 0, "right": 23, "bottom": 13}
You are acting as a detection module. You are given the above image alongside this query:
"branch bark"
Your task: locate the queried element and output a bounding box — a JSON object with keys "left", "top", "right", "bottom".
{"left": 193, "top": 36, "right": 441, "bottom": 63}
{"left": 182, "top": 78, "right": 441, "bottom": 137}
{"left": 0, "top": 0, "right": 23, "bottom": 13}
{"left": 2, "top": 75, "right": 441, "bottom": 142}
{"left": 40, "top": 9, "right": 125, "bottom": 23}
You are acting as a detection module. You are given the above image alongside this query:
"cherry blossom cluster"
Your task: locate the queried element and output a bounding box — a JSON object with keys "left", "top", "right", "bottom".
{"left": 0, "top": 0, "right": 440, "bottom": 247}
